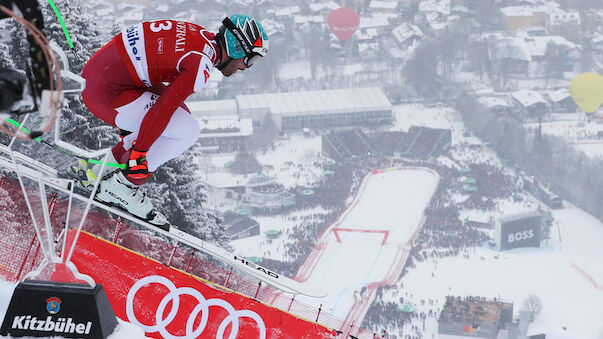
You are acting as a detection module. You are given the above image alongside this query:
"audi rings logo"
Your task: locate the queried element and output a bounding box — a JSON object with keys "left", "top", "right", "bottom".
{"left": 126, "top": 275, "right": 266, "bottom": 339}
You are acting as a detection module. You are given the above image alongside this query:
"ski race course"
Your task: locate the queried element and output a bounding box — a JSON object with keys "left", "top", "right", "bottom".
{"left": 271, "top": 167, "right": 439, "bottom": 335}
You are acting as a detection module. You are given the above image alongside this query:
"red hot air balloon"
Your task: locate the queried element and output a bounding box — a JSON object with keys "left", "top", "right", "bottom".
{"left": 328, "top": 7, "right": 360, "bottom": 41}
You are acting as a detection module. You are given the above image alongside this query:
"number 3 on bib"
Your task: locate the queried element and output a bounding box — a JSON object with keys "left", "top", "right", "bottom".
{"left": 150, "top": 20, "right": 173, "bottom": 32}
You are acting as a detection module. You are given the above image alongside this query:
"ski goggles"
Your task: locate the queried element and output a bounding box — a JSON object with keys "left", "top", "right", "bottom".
{"left": 243, "top": 53, "right": 262, "bottom": 68}
{"left": 222, "top": 17, "right": 264, "bottom": 68}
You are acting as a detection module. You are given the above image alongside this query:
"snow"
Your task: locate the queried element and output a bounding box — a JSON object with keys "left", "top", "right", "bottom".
{"left": 525, "top": 118, "right": 603, "bottom": 159}
{"left": 419, "top": 0, "right": 451, "bottom": 15}
{"left": 0, "top": 281, "right": 13, "bottom": 326}
{"left": 395, "top": 206, "right": 603, "bottom": 339}
{"left": 278, "top": 60, "right": 313, "bottom": 81}
{"left": 368, "top": 1, "right": 398, "bottom": 10}
{"left": 195, "top": 116, "right": 254, "bottom": 138}
{"left": 391, "top": 103, "right": 465, "bottom": 145}
{"left": 478, "top": 96, "right": 511, "bottom": 109}
{"left": 201, "top": 134, "right": 324, "bottom": 191}
{"left": 548, "top": 87, "right": 571, "bottom": 103}
{"left": 512, "top": 89, "right": 547, "bottom": 108}
{"left": 391, "top": 23, "right": 423, "bottom": 45}
{"left": 525, "top": 36, "right": 577, "bottom": 59}
{"left": 188, "top": 99, "right": 237, "bottom": 117}
{"left": 308, "top": 2, "right": 340, "bottom": 13}
{"left": 231, "top": 206, "right": 330, "bottom": 259}
{"left": 359, "top": 16, "right": 390, "bottom": 29}
{"left": 293, "top": 169, "right": 439, "bottom": 318}
{"left": 500, "top": 6, "right": 549, "bottom": 17}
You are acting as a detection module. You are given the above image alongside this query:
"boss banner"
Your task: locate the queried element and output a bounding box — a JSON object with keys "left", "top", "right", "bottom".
{"left": 495, "top": 211, "right": 541, "bottom": 251}
{"left": 64, "top": 231, "right": 336, "bottom": 339}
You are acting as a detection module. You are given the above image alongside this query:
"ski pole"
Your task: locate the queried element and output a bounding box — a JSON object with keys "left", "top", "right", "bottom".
{"left": 4, "top": 118, "right": 126, "bottom": 170}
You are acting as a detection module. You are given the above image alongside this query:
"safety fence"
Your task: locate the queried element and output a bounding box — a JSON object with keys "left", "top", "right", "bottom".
{"left": 0, "top": 175, "right": 381, "bottom": 338}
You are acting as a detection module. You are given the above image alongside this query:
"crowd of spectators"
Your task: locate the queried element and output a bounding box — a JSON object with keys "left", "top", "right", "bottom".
{"left": 245, "top": 130, "right": 533, "bottom": 338}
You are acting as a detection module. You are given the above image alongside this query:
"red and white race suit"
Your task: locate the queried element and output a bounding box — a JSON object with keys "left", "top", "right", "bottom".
{"left": 82, "top": 20, "right": 221, "bottom": 175}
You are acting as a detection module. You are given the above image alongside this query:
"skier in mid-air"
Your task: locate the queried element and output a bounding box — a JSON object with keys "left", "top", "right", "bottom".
{"left": 71, "top": 15, "right": 269, "bottom": 227}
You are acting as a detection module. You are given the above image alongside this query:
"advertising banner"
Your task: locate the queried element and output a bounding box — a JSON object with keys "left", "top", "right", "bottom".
{"left": 67, "top": 231, "right": 335, "bottom": 339}
{"left": 496, "top": 212, "right": 541, "bottom": 251}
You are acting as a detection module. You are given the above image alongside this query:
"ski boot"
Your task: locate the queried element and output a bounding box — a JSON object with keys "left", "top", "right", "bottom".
{"left": 68, "top": 153, "right": 118, "bottom": 192}
{"left": 95, "top": 170, "right": 170, "bottom": 230}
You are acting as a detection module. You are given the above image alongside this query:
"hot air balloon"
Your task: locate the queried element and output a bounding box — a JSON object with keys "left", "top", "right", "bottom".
{"left": 569, "top": 72, "right": 603, "bottom": 113}
{"left": 328, "top": 7, "right": 360, "bottom": 41}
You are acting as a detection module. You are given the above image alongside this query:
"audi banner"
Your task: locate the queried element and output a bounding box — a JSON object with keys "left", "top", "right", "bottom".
{"left": 62, "top": 231, "right": 336, "bottom": 339}
{"left": 495, "top": 211, "right": 542, "bottom": 251}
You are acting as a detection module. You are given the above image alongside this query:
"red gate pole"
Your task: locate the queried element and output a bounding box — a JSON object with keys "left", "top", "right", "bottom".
{"left": 224, "top": 267, "right": 233, "bottom": 287}
{"left": 287, "top": 294, "right": 295, "bottom": 312}
{"left": 16, "top": 233, "right": 37, "bottom": 280}
{"left": 28, "top": 242, "right": 41, "bottom": 273}
{"left": 167, "top": 245, "right": 177, "bottom": 267}
{"left": 315, "top": 304, "right": 322, "bottom": 323}
{"left": 185, "top": 249, "right": 196, "bottom": 273}
{"left": 254, "top": 281, "right": 262, "bottom": 300}
{"left": 112, "top": 218, "right": 124, "bottom": 243}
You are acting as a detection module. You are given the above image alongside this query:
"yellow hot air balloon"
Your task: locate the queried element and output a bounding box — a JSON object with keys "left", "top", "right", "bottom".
{"left": 569, "top": 72, "right": 603, "bottom": 113}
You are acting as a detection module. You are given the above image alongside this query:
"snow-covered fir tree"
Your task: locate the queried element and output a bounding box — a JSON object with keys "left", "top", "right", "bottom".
{"left": 0, "top": 0, "right": 229, "bottom": 246}
{"left": 149, "top": 143, "right": 229, "bottom": 248}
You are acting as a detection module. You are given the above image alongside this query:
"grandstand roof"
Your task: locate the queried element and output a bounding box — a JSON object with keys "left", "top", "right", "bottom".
{"left": 236, "top": 87, "right": 392, "bottom": 117}
{"left": 195, "top": 116, "right": 253, "bottom": 138}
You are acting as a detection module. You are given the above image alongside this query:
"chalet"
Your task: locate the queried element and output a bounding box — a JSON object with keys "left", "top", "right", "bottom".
{"left": 478, "top": 96, "right": 512, "bottom": 115}
{"left": 547, "top": 10, "right": 580, "bottom": 37}
{"left": 392, "top": 23, "right": 424, "bottom": 49}
{"left": 512, "top": 89, "right": 548, "bottom": 116}
{"left": 486, "top": 35, "right": 531, "bottom": 75}
{"left": 548, "top": 88, "right": 577, "bottom": 113}
{"left": 368, "top": 0, "right": 399, "bottom": 12}
{"left": 500, "top": 6, "right": 547, "bottom": 31}
{"left": 524, "top": 35, "right": 577, "bottom": 63}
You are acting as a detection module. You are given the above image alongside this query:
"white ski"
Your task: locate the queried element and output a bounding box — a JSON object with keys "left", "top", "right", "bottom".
{"left": 48, "top": 176, "right": 326, "bottom": 297}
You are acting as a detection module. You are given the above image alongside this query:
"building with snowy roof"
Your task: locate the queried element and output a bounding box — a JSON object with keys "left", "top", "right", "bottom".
{"left": 524, "top": 35, "right": 577, "bottom": 61}
{"left": 500, "top": 6, "right": 548, "bottom": 30}
{"left": 547, "top": 10, "right": 580, "bottom": 36}
{"left": 392, "top": 23, "right": 424, "bottom": 48}
{"left": 485, "top": 35, "right": 531, "bottom": 75}
{"left": 419, "top": 0, "right": 451, "bottom": 15}
{"left": 547, "top": 88, "right": 577, "bottom": 113}
{"left": 438, "top": 296, "right": 515, "bottom": 339}
{"left": 193, "top": 116, "right": 253, "bottom": 153}
{"left": 358, "top": 16, "right": 391, "bottom": 36}
{"left": 511, "top": 89, "right": 548, "bottom": 116}
{"left": 236, "top": 87, "right": 393, "bottom": 130}
{"left": 368, "top": 0, "right": 398, "bottom": 11}
{"left": 478, "top": 96, "right": 511, "bottom": 114}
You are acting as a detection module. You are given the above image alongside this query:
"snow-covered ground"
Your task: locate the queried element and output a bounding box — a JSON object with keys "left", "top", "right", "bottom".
{"left": 200, "top": 134, "right": 325, "bottom": 194}
{"left": 525, "top": 114, "right": 603, "bottom": 159}
{"left": 292, "top": 169, "right": 438, "bottom": 319}
{"left": 231, "top": 205, "right": 330, "bottom": 260}
{"left": 392, "top": 205, "right": 603, "bottom": 339}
